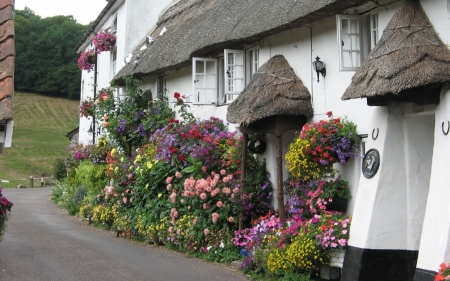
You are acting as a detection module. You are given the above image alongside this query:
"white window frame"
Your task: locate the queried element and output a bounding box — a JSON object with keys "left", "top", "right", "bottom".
{"left": 337, "top": 14, "right": 362, "bottom": 71}
{"left": 192, "top": 57, "right": 218, "bottom": 105}
{"left": 111, "top": 49, "right": 117, "bottom": 78}
{"left": 109, "top": 13, "right": 118, "bottom": 34}
{"left": 370, "top": 13, "right": 379, "bottom": 50}
{"left": 156, "top": 76, "right": 166, "bottom": 100}
{"left": 246, "top": 47, "right": 260, "bottom": 84}
{"left": 224, "top": 49, "right": 245, "bottom": 95}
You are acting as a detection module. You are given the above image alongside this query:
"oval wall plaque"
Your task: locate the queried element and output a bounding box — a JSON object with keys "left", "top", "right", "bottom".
{"left": 362, "top": 149, "right": 380, "bottom": 178}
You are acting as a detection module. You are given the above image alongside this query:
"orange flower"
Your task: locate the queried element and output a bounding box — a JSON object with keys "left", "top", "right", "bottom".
{"left": 103, "top": 114, "right": 109, "bottom": 120}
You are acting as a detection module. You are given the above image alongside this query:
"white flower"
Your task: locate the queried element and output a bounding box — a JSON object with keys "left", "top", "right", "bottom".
{"left": 219, "top": 242, "right": 225, "bottom": 248}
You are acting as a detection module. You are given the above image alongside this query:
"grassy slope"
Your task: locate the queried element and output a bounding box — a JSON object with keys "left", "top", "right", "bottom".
{"left": 0, "top": 92, "right": 79, "bottom": 187}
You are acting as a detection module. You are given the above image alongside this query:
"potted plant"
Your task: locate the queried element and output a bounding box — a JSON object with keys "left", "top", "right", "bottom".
{"left": 77, "top": 49, "right": 95, "bottom": 72}
{"left": 80, "top": 98, "right": 95, "bottom": 118}
{"left": 306, "top": 177, "right": 351, "bottom": 214}
{"left": 92, "top": 28, "right": 116, "bottom": 52}
{"left": 286, "top": 112, "right": 360, "bottom": 180}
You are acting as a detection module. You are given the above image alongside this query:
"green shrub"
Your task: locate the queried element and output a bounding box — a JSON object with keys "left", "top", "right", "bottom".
{"left": 53, "top": 158, "right": 66, "bottom": 181}
{"left": 74, "top": 160, "right": 108, "bottom": 197}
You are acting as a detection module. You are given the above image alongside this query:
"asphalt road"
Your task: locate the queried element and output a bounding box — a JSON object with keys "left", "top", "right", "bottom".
{"left": 0, "top": 188, "right": 249, "bottom": 281}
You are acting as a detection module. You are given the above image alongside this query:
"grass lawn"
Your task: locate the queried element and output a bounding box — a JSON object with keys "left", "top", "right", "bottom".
{"left": 0, "top": 92, "right": 79, "bottom": 188}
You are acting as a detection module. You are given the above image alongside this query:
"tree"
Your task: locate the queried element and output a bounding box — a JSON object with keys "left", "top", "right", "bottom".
{"left": 14, "top": 7, "right": 88, "bottom": 99}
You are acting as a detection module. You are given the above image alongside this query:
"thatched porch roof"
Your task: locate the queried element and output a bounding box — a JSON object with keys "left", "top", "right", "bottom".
{"left": 342, "top": 0, "right": 450, "bottom": 103}
{"left": 227, "top": 55, "right": 313, "bottom": 126}
{"left": 113, "top": 0, "right": 372, "bottom": 85}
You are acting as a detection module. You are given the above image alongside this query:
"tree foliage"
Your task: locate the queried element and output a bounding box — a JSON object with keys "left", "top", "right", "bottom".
{"left": 15, "top": 7, "right": 88, "bottom": 99}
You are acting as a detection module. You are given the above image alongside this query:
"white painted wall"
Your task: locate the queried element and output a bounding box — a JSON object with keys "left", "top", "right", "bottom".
{"left": 416, "top": 86, "right": 450, "bottom": 272}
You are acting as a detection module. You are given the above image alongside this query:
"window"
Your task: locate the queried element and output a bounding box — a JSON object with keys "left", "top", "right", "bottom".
{"left": 156, "top": 76, "right": 166, "bottom": 100}
{"left": 110, "top": 14, "right": 117, "bottom": 33}
{"left": 337, "top": 15, "right": 362, "bottom": 70}
{"left": 250, "top": 48, "right": 260, "bottom": 77}
{"left": 224, "top": 49, "right": 245, "bottom": 95}
{"left": 191, "top": 48, "right": 251, "bottom": 106}
{"left": 111, "top": 49, "right": 117, "bottom": 78}
{"left": 192, "top": 57, "right": 217, "bottom": 104}
{"left": 370, "top": 13, "right": 379, "bottom": 49}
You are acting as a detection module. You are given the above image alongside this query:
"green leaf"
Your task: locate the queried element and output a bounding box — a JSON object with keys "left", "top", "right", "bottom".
{"left": 182, "top": 166, "right": 195, "bottom": 174}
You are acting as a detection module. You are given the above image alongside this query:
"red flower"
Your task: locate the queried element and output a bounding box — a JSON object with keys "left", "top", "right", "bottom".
{"left": 326, "top": 111, "right": 333, "bottom": 117}
{"left": 174, "top": 92, "right": 181, "bottom": 99}
{"left": 181, "top": 133, "right": 187, "bottom": 139}
{"left": 334, "top": 118, "right": 341, "bottom": 123}
{"left": 179, "top": 155, "right": 185, "bottom": 161}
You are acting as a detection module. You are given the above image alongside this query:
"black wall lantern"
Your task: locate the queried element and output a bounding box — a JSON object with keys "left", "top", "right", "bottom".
{"left": 87, "top": 123, "right": 93, "bottom": 136}
{"left": 312, "top": 56, "right": 326, "bottom": 83}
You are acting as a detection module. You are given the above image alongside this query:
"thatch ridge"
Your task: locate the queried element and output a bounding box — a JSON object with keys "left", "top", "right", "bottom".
{"left": 226, "top": 55, "right": 313, "bottom": 125}
{"left": 114, "top": 0, "right": 371, "bottom": 83}
{"left": 342, "top": 0, "right": 450, "bottom": 101}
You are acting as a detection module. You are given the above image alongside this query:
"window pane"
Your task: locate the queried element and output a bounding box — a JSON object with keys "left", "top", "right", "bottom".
{"left": 350, "top": 35, "right": 360, "bottom": 51}
{"left": 342, "top": 19, "right": 348, "bottom": 32}
{"left": 349, "top": 19, "right": 358, "bottom": 33}
{"left": 342, "top": 34, "right": 351, "bottom": 51}
{"left": 205, "top": 74, "right": 216, "bottom": 88}
{"left": 196, "top": 60, "right": 204, "bottom": 74}
{"left": 205, "top": 90, "right": 216, "bottom": 103}
{"left": 234, "top": 66, "right": 244, "bottom": 79}
{"left": 234, "top": 52, "right": 244, "bottom": 65}
{"left": 205, "top": 61, "right": 215, "bottom": 74}
{"left": 351, "top": 52, "right": 360, "bottom": 67}
{"left": 195, "top": 74, "right": 205, "bottom": 88}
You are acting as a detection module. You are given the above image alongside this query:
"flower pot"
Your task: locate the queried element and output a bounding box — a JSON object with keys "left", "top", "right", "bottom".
{"left": 88, "top": 55, "right": 97, "bottom": 64}
{"left": 329, "top": 249, "right": 346, "bottom": 268}
{"left": 326, "top": 197, "right": 347, "bottom": 212}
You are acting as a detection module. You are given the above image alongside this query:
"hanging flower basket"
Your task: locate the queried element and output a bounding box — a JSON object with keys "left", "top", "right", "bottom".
{"left": 93, "top": 28, "right": 116, "bottom": 52}
{"left": 306, "top": 177, "right": 351, "bottom": 214}
{"left": 87, "top": 54, "right": 96, "bottom": 64}
{"left": 286, "top": 111, "right": 360, "bottom": 179}
{"left": 77, "top": 49, "right": 95, "bottom": 72}
{"left": 80, "top": 99, "right": 94, "bottom": 118}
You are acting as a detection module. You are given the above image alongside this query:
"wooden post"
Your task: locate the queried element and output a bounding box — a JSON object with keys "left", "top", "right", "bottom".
{"left": 276, "top": 135, "right": 285, "bottom": 221}
{"left": 30, "top": 176, "right": 33, "bottom": 188}
{"left": 239, "top": 133, "right": 248, "bottom": 231}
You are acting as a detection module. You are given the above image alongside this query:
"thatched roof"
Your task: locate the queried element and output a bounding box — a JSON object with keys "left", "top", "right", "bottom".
{"left": 342, "top": 0, "right": 450, "bottom": 102}
{"left": 226, "top": 55, "right": 313, "bottom": 125}
{"left": 113, "top": 0, "right": 371, "bottom": 84}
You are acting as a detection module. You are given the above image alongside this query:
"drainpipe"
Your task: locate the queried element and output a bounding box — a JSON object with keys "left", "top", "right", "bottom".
{"left": 93, "top": 49, "right": 98, "bottom": 145}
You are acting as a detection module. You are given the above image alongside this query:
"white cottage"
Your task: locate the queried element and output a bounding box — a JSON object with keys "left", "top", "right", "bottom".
{"left": 75, "top": 0, "right": 173, "bottom": 144}
{"left": 78, "top": 0, "right": 450, "bottom": 280}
